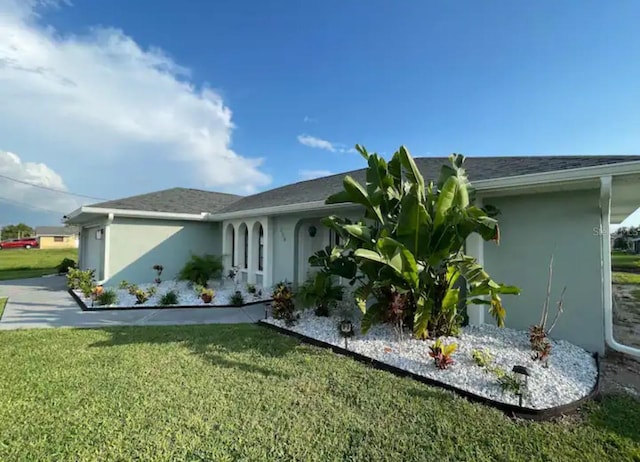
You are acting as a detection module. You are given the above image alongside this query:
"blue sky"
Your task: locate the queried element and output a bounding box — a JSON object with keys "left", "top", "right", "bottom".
{"left": 1, "top": 0, "right": 639, "bottom": 226}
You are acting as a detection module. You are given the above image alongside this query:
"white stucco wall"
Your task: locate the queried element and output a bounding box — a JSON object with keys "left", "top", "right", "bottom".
{"left": 482, "top": 188, "right": 604, "bottom": 353}
{"left": 105, "top": 218, "right": 222, "bottom": 285}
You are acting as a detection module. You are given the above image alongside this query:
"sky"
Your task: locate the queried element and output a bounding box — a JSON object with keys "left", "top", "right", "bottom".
{"left": 1, "top": 0, "right": 639, "bottom": 227}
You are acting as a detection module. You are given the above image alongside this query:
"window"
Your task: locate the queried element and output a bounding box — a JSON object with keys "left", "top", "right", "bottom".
{"left": 54, "top": 236, "right": 64, "bottom": 242}
{"left": 231, "top": 228, "right": 236, "bottom": 267}
{"left": 243, "top": 226, "right": 249, "bottom": 269}
{"left": 258, "top": 225, "right": 264, "bottom": 271}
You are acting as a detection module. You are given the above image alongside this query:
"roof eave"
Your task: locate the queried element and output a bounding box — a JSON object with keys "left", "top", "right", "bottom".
{"left": 66, "top": 206, "right": 209, "bottom": 223}
{"left": 208, "top": 160, "right": 640, "bottom": 221}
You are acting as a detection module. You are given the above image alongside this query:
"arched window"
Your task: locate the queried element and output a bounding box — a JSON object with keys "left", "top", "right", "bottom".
{"left": 243, "top": 226, "right": 249, "bottom": 269}
{"left": 258, "top": 225, "right": 264, "bottom": 271}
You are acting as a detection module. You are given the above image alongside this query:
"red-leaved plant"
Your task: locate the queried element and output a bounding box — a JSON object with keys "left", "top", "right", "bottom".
{"left": 428, "top": 338, "right": 457, "bottom": 369}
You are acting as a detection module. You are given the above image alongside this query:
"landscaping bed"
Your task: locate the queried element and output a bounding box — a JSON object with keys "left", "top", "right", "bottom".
{"left": 71, "top": 279, "right": 271, "bottom": 310}
{"left": 263, "top": 310, "right": 599, "bottom": 414}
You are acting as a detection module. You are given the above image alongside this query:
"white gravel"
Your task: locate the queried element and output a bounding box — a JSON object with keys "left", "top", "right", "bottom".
{"left": 264, "top": 309, "right": 598, "bottom": 409}
{"left": 75, "top": 279, "right": 270, "bottom": 308}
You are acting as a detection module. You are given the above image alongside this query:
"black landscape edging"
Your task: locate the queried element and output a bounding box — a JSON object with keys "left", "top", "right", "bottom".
{"left": 258, "top": 320, "right": 600, "bottom": 421}
{"left": 68, "top": 288, "right": 272, "bottom": 312}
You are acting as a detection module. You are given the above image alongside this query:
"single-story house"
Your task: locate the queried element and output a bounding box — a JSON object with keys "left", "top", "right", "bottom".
{"left": 35, "top": 226, "right": 79, "bottom": 249}
{"left": 66, "top": 155, "right": 640, "bottom": 354}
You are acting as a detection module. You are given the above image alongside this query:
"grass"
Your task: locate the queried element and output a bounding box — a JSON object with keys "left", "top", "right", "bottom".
{"left": 0, "top": 298, "right": 5, "bottom": 320}
{"left": 612, "top": 251, "right": 640, "bottom": 269}
{"left": 0, "top": 248, "right": 77, "bottom": 281}
{"left": 613, "top": 271, "right": 640, "bottom": 285}
{"left": 0, "top": 324, "right": 638, "bottom": 461}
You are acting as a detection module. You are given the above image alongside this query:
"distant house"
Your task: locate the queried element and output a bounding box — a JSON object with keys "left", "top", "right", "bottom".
{"left": 632, "top": 238, "right": 640, "bottom": 254}
{"left": 35, "top": 226, "right": 79, "bottom": 249}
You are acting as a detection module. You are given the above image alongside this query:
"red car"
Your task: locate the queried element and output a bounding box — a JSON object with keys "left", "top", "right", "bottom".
{"left": 0, "top": 237, "right": 39, "bottom": 249}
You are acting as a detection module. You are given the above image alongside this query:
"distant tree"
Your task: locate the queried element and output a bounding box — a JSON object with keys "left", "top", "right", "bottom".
{"left": 0, "top": 223, "right": 34, "bottom": 240}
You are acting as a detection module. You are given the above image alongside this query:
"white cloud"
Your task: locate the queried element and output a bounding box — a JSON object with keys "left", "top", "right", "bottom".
{"left": 297, "top": 134, "right": 336, "bottom": 152}
{"left": 297, "top": 134, "right": 356, "bottom": 154}
{"left": 0, "top": 150, "right": 83, "bottom": 214}
{"left": 298, "top": 169, "right": 333, "bottom": 180}
{"left": 0, "top": 0, "right": 271, "bottom": 195}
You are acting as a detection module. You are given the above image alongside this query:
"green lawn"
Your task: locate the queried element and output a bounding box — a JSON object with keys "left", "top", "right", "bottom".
{"left": 0, "top": 248, "right": 77, "bottom": 281}
{"left": 612, "top": 251, "right": 640, "bottom": 270}
{"left": 0, "top": 298, "right": 6, "bottom": 320}
{"left": 0, "top": 325, "right": 638, "bottom": 461}
{"left": 613, "top": 271, "right": 640, "bottom": 285}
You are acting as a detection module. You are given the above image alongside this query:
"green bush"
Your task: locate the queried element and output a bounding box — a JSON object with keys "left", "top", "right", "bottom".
{"left": 230, "top": 291, "right": 244, "bottom": 306}
{"left": 178, "top": 254, "right": 223, "bottom": 287}
{"left": 96, "top": 289, "right": 118, "bottom": 306}
{"left": 66, "top": 268, "right": 96, "bottom": 297}
{"left": 159, "top": 290, "right": 179, "bottom": 306}
{"left": 296, "top": 272, "right": 343, "bottom": 317}
{"left": 56, "top": 258, "right": 77, "bottom": 274}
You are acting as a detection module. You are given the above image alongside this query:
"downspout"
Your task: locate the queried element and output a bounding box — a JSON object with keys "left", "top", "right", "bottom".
{"left": 600, "top": 176, "right": 640, "bottom": 358}
{"left": 101, "top": 213, "right": 114, "bottom": 284}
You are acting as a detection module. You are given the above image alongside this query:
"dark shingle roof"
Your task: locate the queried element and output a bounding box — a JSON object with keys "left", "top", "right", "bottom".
{"left": 89, "top": 187, "right": 242, "bottom": 214}
{"left": 35, "top": 226, "right": 79, "bottom": 236}
{"left": 220, "top": 155, "right": 640, "bottom": 213}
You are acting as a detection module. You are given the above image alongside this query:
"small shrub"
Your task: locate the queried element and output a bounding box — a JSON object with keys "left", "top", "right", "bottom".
{"left": 230, "top": 291, "right": 244, "bottom": 306}
{"left": 133, "top": 289, "right": 150, "bottom": 305}
{"left": 530, "top": 254, "right": 566, "bottom": 364}
{"left": 428, "top": 338, "right": 457, "bottom": 369}
{"left": 67, "top": 268, "right": 96, "bottom": 297}
{"left": 96, "top": 289, "right": 118, "bottom": 306}
{"left": 67, "top": 267, "right": 94, "bottom": 289}
{"left": 178, "top": 254, "right": 223, "bottom": 287}
{"left": 246, "top": 283, "right": 257, "bottom": 294}
{"left": 56, "top": 258, "right": 76, "bottom": 274}
{"left": 125, "top": 283, "right": 139, "bottom": 296}
{"left": 271, "top": 281, "right": 297, "bottom": 325}
{"left": 159, "top": 290, "right": 179, "bottom": 306}
{"left": 493, "top": 367, "right": 522, "bottom": 395}
{"left": 147, "top": 286, "right": 158, "bottom": 297}
{"left": 152, "top": 264, "right": 164, "bottom": 284}
{"left": 296, "top": 272, "right": 343, "bottom": 317}
{"left": 118, "top": 280, "right": 130, "bottom": 290}
{"left": 471, "top": 349, "right": 493, "bottom": 368}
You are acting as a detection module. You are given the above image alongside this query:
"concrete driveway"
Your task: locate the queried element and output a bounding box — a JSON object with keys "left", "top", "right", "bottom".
{"left": 0, "top": 276, "right": 264, "bottom": 330}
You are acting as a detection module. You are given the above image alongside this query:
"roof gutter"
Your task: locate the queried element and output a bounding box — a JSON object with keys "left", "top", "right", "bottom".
{"left": 66, "top": 206, "right": 209, "bottom": 222}
{"left": 209, "top": 160, "right": 640, "bottom": 221}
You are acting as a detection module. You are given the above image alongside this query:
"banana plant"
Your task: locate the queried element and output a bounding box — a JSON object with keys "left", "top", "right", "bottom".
{"left": 310, "top": 145, "right": 519, "bottom": 338}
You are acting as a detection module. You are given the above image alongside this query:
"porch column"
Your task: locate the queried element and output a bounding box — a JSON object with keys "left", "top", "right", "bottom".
{"left": 466, "top": 200, "right": 485, "bottom": 325}
{"left": 247, "top": 222, "right": 256, "bottom": 284}
{"left": 233, "top": 223, "right": 240, "bottom": 272}
{"left": 263, "top": 218, "right": 272, "bottom": 287}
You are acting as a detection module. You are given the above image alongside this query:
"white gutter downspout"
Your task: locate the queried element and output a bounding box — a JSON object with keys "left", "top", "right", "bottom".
{"left": 600, "top": 176, "right": 640, "bottom": 358}
{"left": 101, "top": 213, "right": 114, "bottom": 284}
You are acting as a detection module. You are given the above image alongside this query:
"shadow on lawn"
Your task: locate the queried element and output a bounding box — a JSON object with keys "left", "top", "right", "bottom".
{"left": 88, "top": 323, "right": 305, "bottom": 379}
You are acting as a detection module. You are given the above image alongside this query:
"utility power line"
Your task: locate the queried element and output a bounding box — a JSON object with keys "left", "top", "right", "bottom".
{"left": 0, "top": 195, "right": 69, "bottom": 214}
{"left": 0, "top": 173, "right": 107, "bottom": 201}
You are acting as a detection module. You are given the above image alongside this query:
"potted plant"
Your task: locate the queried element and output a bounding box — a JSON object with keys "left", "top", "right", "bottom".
{"left": 200, "top": 288, "right": 215, "bottom": 304}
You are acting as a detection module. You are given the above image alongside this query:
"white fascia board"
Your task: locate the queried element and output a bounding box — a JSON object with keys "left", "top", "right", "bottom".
{"left": 208, "top": 202, "right": 358, "bottom": 221}
{"left": 72, "top": 206, "right": 208, "bottom": 221}
{"left": 209, "top": 160, "right": 640, "bottom": 221}
{"left": 473, "top": 160, "right": 640, "bottom": 192}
